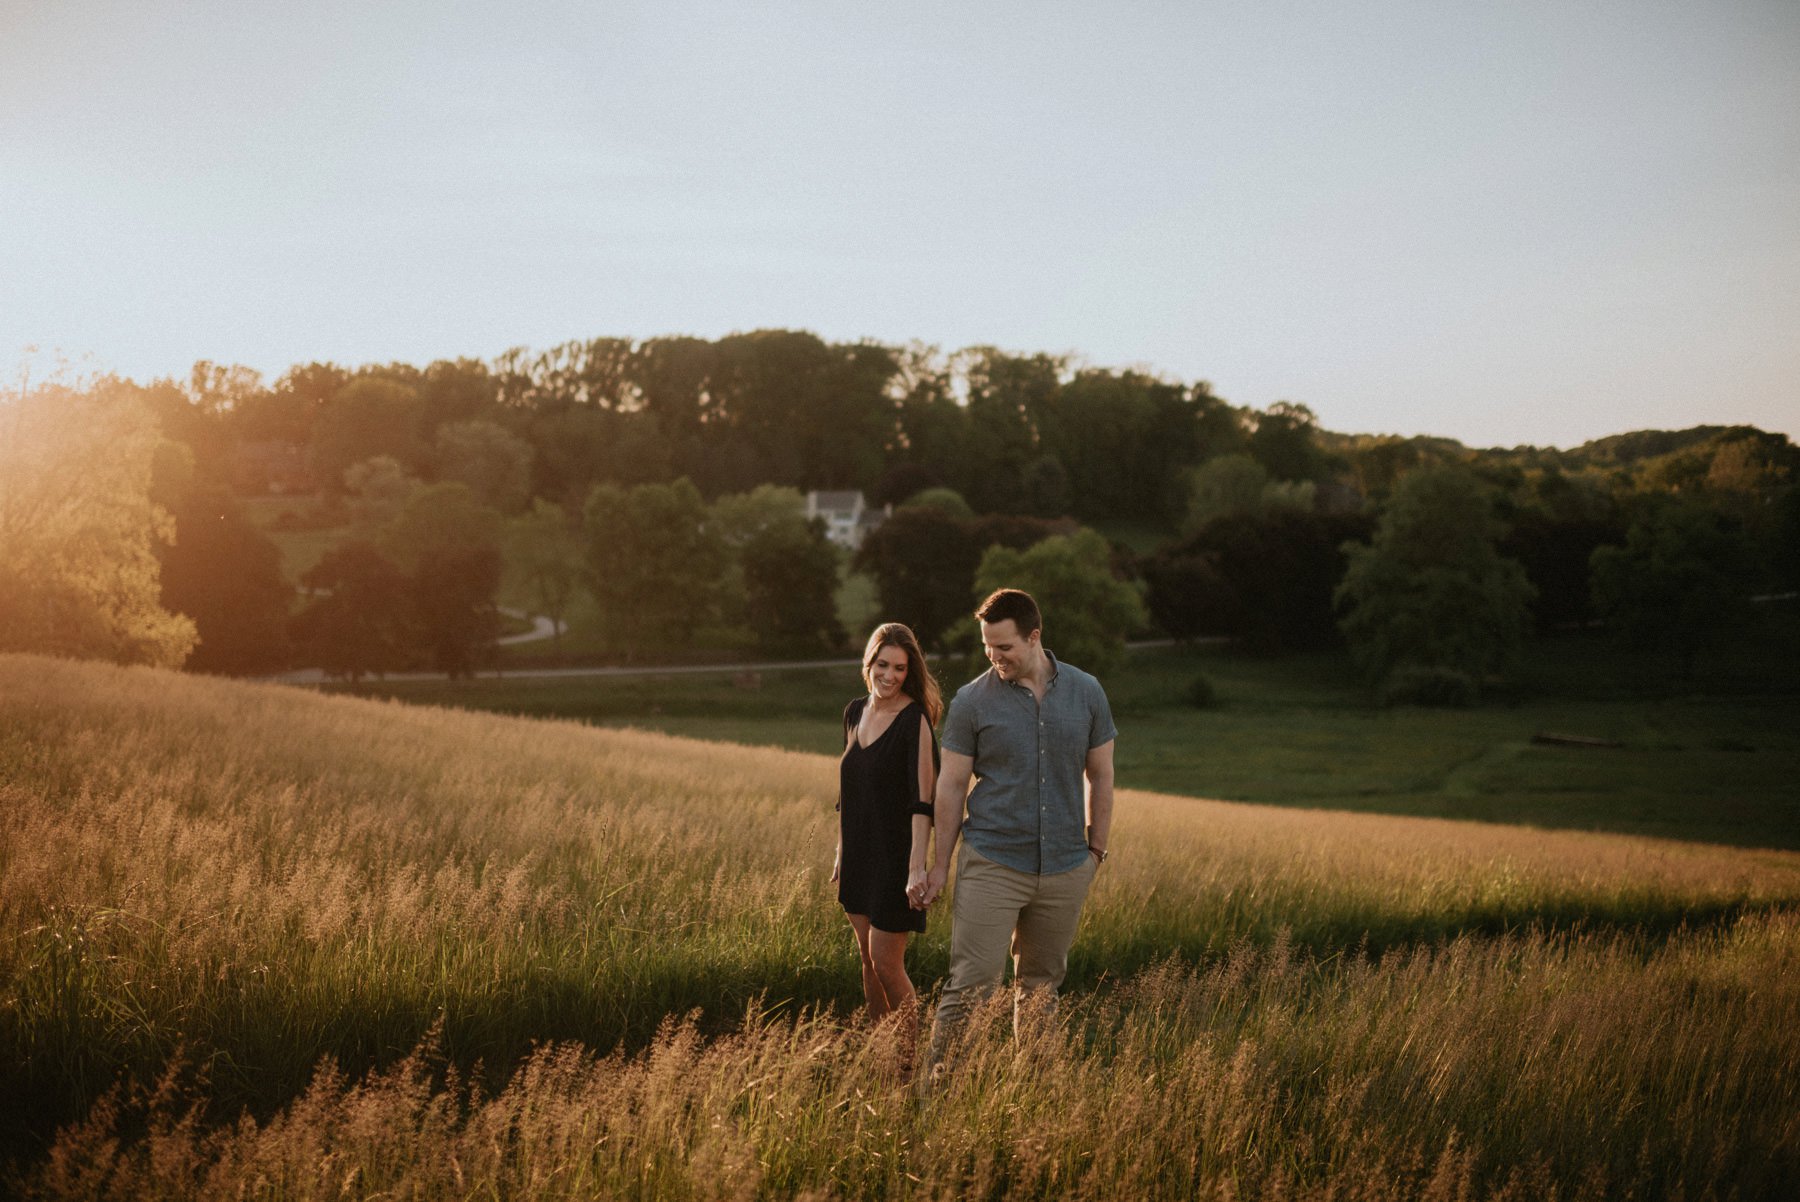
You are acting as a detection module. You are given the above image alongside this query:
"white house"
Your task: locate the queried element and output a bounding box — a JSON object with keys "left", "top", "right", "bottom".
{"left": 804, "top": 490, "right": 889, "bottom": 550}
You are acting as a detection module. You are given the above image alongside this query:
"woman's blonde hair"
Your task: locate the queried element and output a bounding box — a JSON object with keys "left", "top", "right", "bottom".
{"left": 861, "top": 622, "right": 943, "bottom": 727}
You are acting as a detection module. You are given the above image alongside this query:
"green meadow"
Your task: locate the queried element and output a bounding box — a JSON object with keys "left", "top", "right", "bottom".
{"left": 4, "top": 647, "right": 1799, "bottom": 1199}
{"left": 333, "top": 628, "right": 1800, "bottom": 851}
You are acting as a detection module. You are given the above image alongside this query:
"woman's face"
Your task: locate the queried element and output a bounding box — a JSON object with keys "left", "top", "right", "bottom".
{"left": 867, "top": 643, "right": 909, "bottom": 701}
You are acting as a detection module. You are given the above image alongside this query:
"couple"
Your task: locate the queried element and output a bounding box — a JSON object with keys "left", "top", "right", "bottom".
{"left": 832, "top": 587, "right": 1116, "bottom": 1080}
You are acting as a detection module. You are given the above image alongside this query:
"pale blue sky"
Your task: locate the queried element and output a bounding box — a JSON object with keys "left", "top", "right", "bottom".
{"left": 3, "top": 0, "right": 1795, "bottom": 447}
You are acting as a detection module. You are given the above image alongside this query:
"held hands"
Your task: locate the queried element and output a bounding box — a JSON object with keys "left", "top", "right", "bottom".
{"left": 910, "top": 865, "right": 948, "bottom": 909}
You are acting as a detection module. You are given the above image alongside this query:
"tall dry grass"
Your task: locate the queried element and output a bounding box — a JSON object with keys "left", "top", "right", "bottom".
{"left": 4, "top": 653, "right": 1799, "bottom": 1198}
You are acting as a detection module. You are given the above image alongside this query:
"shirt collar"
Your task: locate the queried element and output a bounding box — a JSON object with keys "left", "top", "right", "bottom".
{"left": 999, "top": 648, "right": 1059, "bottom": 693}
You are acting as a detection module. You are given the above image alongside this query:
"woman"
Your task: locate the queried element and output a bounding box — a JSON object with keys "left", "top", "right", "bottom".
{"left": 833, "top": 622, "right": 940, "bottom": 1051}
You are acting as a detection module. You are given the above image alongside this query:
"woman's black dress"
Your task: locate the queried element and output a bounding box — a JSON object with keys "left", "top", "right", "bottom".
{"left": 838, "top": 697, "right": 930, "bottom": 934}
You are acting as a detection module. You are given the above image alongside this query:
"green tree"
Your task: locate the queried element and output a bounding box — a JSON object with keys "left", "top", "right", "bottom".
{"left": 956, "top": 347, "right": 1061, "bottom": 514}
{"left": 1187, "top": 454, "right": 1268, "bottom": 527}
{"left": 158, "top": 483, "right": 292, "bottom": 675}
{"left": 418, "top": 358, "right": 502, "bottom": 432}
{"left": 705, "top": 330, "right": 892, "bottom": 492}
{"left": 1041, "top": 368, "right": 1201, "bottom": 522}
{"left": 383, "top": 483, "right": 505, "bottom": 677}
{"left": 1590, "top": 502, "right": 1755, "bottom": 679}
{"left": 434, "top": 419, "right": 533, "bottom": 514}
{"left": 507, "top": 499, "right": 583, "bottom": 658}
{"left": 1703, "top": 432, "right": 1793, "bottom": 510}
{"left": 1343, "top": 437, "right": 1425, "bottom": 502}
{"left": 582, "top": 478, "right": 726, "bottom": 656}
{"left": 291, "top": 541, "right": 412, "bottom": 682}
{"left": 1139, "top": 546, "right": 1234, "bottom": 642}
{"left": 1248, "top": 401, "right": 1332, "bottom": 483}
{"left": 183, "top": 360, "right": 266, "bottom": 414}
{"left": 853, "top": 505, "right": 983, "bottom": 650}
{"left": 1773, "top": 486, "right": 1800, "bottom": 593}
{"left": 309, "top": 376, "right": 426, "bottom": 493}
{"left": 0, "top": 379, "right": 197, "bottom": 667}
{"left": 1334, "top": 466, "right": 1535, "bottom": 700}
{"left": 382, "top": 482, "right": 503, "bottom": 569}
{"left": 889, "top": 344, "right": 981, "bottom": 503}
{"left": 709, "top": 485, "right": 806, "bottom": 632}
{"left": 233, "top": 362, "right": 347, "bottom": 462}
{"left": 1701, "top": 432, "right": 1798, "bottom": 588}
{"left": 1182, "top": 454, "right": 1317, "bottom": 534}
{"left": 628, "top": 335, "right": 716, "bottom": 440}
{"left": 710, "top": 484, "right": 809, "bottom": 548}
{"left": 1021, "top": 454, "right": 1072, "bottom": 517}
{"left": 1501, "top": 509, "right": 1625, "bottom": 633}
{"left": 501, "top": 338, "right": 636, "bottom": 411}
{"left": 741, "top": 517, "right": 845, "bottom": 654}
{"left": 343, "top": 455, "right": 424, "bottom": 533}
{"left": 898, "top": 487, "right": 974, "bottom": 521}
{"left": 1151, "top": 508, "right": 1368, "bottom": 653}
{"left": 973, "top": 528, "right": 1147, "bottom": 677}
{"left": 145, "top": 362, "right": 262, "bottom": 479}
{"left": 523, "top": 406, "right": 675, "bottom": 504}
{"left": 871, "top": 461, "right": 943, "bottom": 509}
{"left": 412, "top": 541, "right": 503, "bottom": 679}
{"left": 855, "top": 508, "right": 1070, "bottom": 651}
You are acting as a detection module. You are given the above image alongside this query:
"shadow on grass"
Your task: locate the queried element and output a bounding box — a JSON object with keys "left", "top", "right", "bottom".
{"left": 6, "top": 891, "right": 1793, "bottom": 1178}
{"left": 1180, "top": 793, "right": 1800, "bottom": 855}
{"left": 1067, "top": 893, "right": 1789, "bottom": 992}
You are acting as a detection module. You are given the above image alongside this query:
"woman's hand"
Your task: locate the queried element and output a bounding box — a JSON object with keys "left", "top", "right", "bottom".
{"left": 830, "top": 845, "right": 841, "bottom": 884}
{"left": 906, "top": 866, "right": 928, "bottom": 908}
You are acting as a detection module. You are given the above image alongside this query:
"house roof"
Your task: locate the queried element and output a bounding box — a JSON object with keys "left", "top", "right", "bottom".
{"left": 808, "top": 490, "right": 864, "bottom": 512}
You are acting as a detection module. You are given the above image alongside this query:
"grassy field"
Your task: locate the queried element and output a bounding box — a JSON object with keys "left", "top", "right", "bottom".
{"left": 4, "top": 653, "right": 1799, "bottom": 1198}
{"left": 240, "top": 495, "right": 348, "bottom": 584}
{"left": 330, "top": 629, "right": 1800, "bottom": 852}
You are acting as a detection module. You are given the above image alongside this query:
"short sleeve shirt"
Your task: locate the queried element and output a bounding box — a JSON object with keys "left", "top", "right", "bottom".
{"left": 940, "top": 651, "right": 1117, "bottom": 875}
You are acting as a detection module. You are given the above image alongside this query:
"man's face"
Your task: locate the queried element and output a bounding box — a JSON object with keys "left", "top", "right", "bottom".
{"left": 980, "top": 618, "right": 1037, "bottom": 680}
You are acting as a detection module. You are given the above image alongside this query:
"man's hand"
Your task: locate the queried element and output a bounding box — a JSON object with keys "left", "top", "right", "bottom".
{"left": 917, "top": 864, "right": 948, "bottom": 907}
{"left": 920, "top": 749, "right": 972, "bottom": 908}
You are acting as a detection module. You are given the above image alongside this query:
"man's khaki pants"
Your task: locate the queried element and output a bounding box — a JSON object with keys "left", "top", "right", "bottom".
{"left": 925, "top": 842, "right": 1097, "bottom": 1069}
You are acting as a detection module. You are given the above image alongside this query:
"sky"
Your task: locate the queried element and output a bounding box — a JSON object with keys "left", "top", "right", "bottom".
{"left": 2, "top": 0, "right": 1796, "bottom": 449}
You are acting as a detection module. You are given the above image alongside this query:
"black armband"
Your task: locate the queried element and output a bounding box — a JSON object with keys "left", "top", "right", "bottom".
{"left": 909, "top": 801, "right": 935, "bottom": 821}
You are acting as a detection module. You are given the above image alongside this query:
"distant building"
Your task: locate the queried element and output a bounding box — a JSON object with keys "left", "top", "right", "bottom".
{"left": 804, "top": 489, "right": 890, "bottom": 550}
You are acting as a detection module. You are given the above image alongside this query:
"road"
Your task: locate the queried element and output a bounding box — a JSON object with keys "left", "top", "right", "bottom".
{"left": 497, "top": 610, "right": 563, "bottom": 646}
{"left": 268, "top": 655, "right": 866, "bottom": 686}
{"left": 266, "top": 617, "right": 1189, "bottom": 686}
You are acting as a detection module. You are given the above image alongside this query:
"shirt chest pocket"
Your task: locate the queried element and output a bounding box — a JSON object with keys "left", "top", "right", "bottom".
{"left": 973, "top": 715, "right": 1023, "bottom": 774}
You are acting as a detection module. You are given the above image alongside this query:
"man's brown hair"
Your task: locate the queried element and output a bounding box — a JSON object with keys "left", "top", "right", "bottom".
{"left": 974, "top": 588, "right": 1041, "bottom": 636}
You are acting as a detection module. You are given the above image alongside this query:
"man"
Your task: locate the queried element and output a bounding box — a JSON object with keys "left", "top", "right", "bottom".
{"left": 910, "top": 587, "right": 1116, "bottom": 1079}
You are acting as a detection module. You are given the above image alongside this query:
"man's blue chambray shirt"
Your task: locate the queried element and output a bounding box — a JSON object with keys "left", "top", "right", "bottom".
{"left": 940, "top": 651, "right": 1117, "bottom": 876}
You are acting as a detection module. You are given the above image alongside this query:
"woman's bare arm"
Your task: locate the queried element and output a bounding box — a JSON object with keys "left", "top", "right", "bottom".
{"left": 906, "top": 713, "right": 935, "bottom": 902}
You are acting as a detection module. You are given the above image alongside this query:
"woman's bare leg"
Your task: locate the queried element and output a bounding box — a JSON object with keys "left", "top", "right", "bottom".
{"left": 869, "top": 928, "right": 917, "bottom": 1071}
{"left": 846, "top": 914, "right": 892, "bottom": 1019}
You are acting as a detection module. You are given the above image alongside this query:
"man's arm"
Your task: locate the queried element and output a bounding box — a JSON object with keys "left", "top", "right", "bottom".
{"left": 915, "top": 749, "right": 973, "bottom": 906}
{"left": 1084, "top": 738, "right": 1115, "bottom": 862}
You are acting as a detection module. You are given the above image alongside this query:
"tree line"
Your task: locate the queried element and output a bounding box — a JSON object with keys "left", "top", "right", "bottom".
{"left": 178, "top": 334, "right": 1239, "bottom": 522}
{"left": 3, "top": 334, "right": 1795, "bottom": 701}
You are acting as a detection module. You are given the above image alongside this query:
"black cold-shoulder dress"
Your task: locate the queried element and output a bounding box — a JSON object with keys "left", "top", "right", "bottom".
{"left": 838, "top": 697, "right": 931, "bottom": 934}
